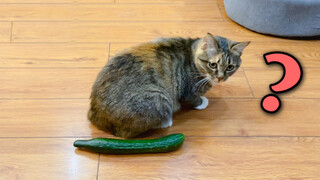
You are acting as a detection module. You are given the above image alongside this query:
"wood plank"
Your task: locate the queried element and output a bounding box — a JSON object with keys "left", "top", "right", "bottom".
{"left": 8, "top": 41, "right": 316, "bottom": 69}
{"left": 1, "top": 99, "right": 319, "bottom": 137}
{"left": 0, "top": 22, "right": 12, "bottom": 42}
{"left": 99, "top": 137, "right": 320, "bottom": 179}
{"left": 0, "top": 4, "right": 221, "bottom": 21}
{"left": 242, "top": 42, "right": 320, "bottom": 68}
{"left": 0, "top": 68, "right": 99, "bottom": 99}
{"left": 244, "top": 68, "right": 320, "bottom": 98}
{"left": 171, "top": 99, "right": 320, "bottom": 137}
{"left": 0, "top": 68, "right": 251, "bottom": 99}
{"left": 116, "top": 0, "right": 218, "bottom": 3}
{"left": 0, "top": 43, "right": 108, "bottom": 67}
{"left": 0, "top": 0, "right": 113, "bottom": 3}
{"left": 0, "top": 138, "right": 98, "bottom": 180}
{"left": 13, "top": 21, "right": 318, "bottom": 43}
{"left": 2, "top": 41, "right": 315, "bottom": 68}
{"left": 0, "top": 99, "right": 107, "bottom": 137}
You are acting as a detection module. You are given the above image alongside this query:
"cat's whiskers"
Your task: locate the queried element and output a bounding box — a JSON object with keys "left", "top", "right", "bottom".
{"left": 195, "top": 78, "right": 207, "bottom": 87}
{"left": 201, "top": 78, "right": 210, "bottom": 92}
{"left": 195, "top": 77, "right": 210, "bottom": 93}
{"left": 192, "top": 75, "right": 207, "bottom": 81}
{"left": 204, "top": 80, "right": 212, "bottom": 87}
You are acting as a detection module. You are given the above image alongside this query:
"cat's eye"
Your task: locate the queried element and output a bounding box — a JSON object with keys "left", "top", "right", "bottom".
{"left": 227, "top": 65, "right": 235, "bottom": 71}
{"left": 209, "top": 62, "right": 217, "bottom": 69}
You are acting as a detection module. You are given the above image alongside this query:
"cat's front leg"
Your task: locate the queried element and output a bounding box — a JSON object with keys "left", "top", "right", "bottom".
{"left": 194, "top": 96, "right": 209, "bottom": 110}
{"left": 184, "top": 95, "right": 209, "bottom": 110}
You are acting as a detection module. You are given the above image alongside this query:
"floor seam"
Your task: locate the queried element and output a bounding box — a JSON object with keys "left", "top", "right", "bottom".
{"left": 10, "top": 22, "right": 13, "bottom": 42}
{"left": 96, "top": 153, "right": 101, "bottom": 180}
{"left": 108, "top": 42, "right": 111, "bottom": 61}
{"left": 217, "top": 3, "right": 225, "bottom": 22}
{"left": 242, "top": 68, "right": 256, "bottom": 98}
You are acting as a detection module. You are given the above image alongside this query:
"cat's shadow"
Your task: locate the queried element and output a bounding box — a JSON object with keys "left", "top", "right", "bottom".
{"left": 135, "top": 108, "right": 196, "bottom": 138}
{"left": 137, "top": 99, "right": 227, "bottom": 138}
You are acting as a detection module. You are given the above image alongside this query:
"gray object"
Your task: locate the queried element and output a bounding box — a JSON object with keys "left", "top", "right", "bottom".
{"left": 224, "top": 0, "right": 320, "bottom": 37}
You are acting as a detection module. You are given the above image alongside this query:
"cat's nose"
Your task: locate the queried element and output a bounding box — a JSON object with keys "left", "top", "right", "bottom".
{"left": 218, "top": 77, "right": 224, "bottom": 82}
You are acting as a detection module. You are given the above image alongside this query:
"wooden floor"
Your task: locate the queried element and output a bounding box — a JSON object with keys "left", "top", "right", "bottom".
{"left": 1, "top": 0, "right": 320, "bottom": 179}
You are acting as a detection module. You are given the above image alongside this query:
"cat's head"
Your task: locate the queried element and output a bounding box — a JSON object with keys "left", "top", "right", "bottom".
{"left": 195, "top": 33, "right": 250, "bottom": 83}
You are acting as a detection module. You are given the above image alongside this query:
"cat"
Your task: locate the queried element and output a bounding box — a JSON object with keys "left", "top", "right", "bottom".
{"left": 88, "top": 33, "right": 250, "bottom": 138}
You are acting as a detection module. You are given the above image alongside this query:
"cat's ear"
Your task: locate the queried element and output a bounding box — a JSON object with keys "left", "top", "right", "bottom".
{"left": 230, "top": 41, "right": 250, "bottom": 56}
{"left": 201, "top": 33, "right": 219, "bottom": 51}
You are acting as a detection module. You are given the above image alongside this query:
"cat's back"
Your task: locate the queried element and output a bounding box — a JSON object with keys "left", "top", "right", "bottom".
{"left": 96, "top": 39, "right": 176, "bottom": 86}
{"left": 107, "top": 37, "right": 194, "bottom": 69}
{"left": 107, "top": 42, "right": 159, "bottom": 69}
{"left": 92, "top": 41, "right": 168, "bottom": 98}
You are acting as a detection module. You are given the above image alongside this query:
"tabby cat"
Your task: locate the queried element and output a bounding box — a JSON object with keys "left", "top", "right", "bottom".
{"left": 88, "top": 33, "right": 250, "bottom": 138}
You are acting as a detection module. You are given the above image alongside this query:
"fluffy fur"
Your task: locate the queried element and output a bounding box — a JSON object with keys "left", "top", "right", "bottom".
{"left": 88, "top": 33, "right": 250, "bottom": 138}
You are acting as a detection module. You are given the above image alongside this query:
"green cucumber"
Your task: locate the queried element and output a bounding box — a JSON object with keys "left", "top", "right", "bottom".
{"left": 74, "top": 133, "right": 185, "bottom": 154}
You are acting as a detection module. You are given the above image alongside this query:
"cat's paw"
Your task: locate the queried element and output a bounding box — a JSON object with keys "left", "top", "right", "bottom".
{"left": 153, "top": 118, "right": 173, "bottom": 129}
{"left": 194, "top": 96, "right": 209, "bottom": 110}
{"left": 160, "top": 118, "right": 173, "bottom": 128}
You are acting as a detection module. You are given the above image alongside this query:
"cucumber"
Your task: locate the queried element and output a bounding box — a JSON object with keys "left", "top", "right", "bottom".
{"left": 73, "top": 133, "right": 185, "bottom": 154}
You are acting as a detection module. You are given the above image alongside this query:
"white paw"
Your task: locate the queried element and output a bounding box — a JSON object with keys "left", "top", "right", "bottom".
{"left": 153, "top": 118, "right": 173, "bottom": 129}
{"left": 160, "top": 118, "right": 173, "bottom": 128}
{"left": 195, "top": 96, "right": 209, "bottom": 110}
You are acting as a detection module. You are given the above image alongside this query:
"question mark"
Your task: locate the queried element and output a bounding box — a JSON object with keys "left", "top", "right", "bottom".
{"left": 261, "top": 52, "right": 303, "bottom": 113}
